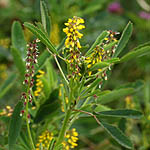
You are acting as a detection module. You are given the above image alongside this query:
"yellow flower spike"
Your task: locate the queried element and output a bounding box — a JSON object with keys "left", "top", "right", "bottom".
{"left": 36, "top": 131, "right": 53, "bottom": 150}
{"left": 63, "top": 16, "right": 85, "bottom": 50}
{"left": 62, "top": 128, "right": 79, "bottom": 149}
{"left": 34, "top": 70, "right": 45, "bottom": 97}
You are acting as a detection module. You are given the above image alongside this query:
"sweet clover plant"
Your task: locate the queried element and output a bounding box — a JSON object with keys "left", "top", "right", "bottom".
{"left": 5, "top": 1, "right": 150, "bottom": 150}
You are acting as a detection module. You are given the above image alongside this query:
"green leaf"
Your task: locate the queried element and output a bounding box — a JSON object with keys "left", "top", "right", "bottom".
{"left": 104, "top": 58, "right": 120, "bottom": 64}
{"left": 11, "top": 47, "right": 26, "bottom": 79}
{"left": 56, "top": 37, "right": 66, "bottom": 51}
{"left": 118, "top": 118, "right": 127, "bottom": 133}
{"left": 34, "top": 89, "right": 60, "bottom": 123}
{"left": 82, "top": 78, "right": 102, "bottom": 95}
{"left": 100, "top": 121, "right": 133, "bottom": 149}
{"left": 0, "top": 73, "right": 17, "bottom": 99}
{"left": 113, "top": 22, "right": 133, "bottom": 57}
{"left": 103, "top": 40, "right": 118, "bottom": 51}
{"left": 86, "top": 30, "right": 109, "bottom": 56}
{"left": 40, "top": 0, "right": 51, "bottom": 35}
{"left": 49, "top": 138, "right": 56, "bottom": 150}
{"left": 11, "top": 21, "right": 27, "bottom": 58}
{"left": 89, "top": 62, "right": 110, "bottom": 71}
{"left": 120, "top": 46, "right": 150, "bottom": 63}
{"left": 35, "top": 51, "right": 50, "bottom": 73}
{"left": 19, "top": 131, "right": 31, "bottom": 150}
{"left": 94, "top": 104, "right": 111, "bottom": 112}
{"left": 24, "top": 22, "right": 57, "bottom": 54}
{"left": 8, "top": 101, "right": 23, "bottom": 150}
{"left": 34, "top": 101, "right": 60, "bottom": 123}
{"left": 132, "top": 41, "right": 150, "bottom": 51}
{"left": 44, "top": 89, "right": 59, "bottom": 105}
{"left": 80, "top": 104, "right": 93, "bottom": 112}
{"left": 117, "top": 80, "right": 144, "bottom": 91}
{"left": 13, "top": 145, "right": 27, "bottom": 150}
{"left": 45, "top": 60, "right": 57, "bottom": 91}
{"left": 97, "top": 109, "right": 142, "bottom": 119}
{"left": 97, "top": 88, "right": 135, "bottom": 104}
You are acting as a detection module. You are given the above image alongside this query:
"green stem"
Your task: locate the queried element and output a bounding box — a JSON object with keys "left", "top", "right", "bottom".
{"left": 25, "top": 101, "right": 35, "bottom": 150}
{"left": 46, "top": 48, "right": 69, "bottom": 86}
{"left": 55, "top": 109, "right": 71, "bottom": 147}
{"left": 68, "top": 87, "right": 96, "bottom": 129}
{"left": 54, "top": 55, "right": 69, "bottom": 85}
{"left": 55, "top": 86, "right": 73, "bottom": 147}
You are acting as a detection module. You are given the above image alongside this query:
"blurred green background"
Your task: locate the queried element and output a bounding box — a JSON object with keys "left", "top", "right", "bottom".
{"left": 0, "top": 0, "right": 150, "bottom": 150}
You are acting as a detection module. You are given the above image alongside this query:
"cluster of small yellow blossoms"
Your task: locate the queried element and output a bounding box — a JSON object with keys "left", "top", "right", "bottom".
{"left": 62, "top": 128, "right": 79, "bottom": 150}
{"left": 63, "top": 16, "right": 85, "bottom": 49}
{"left": 0, "top": 106, "right": 13, "bottom": 117}
{"left": 36, "top": 130, "right": 53, "bottom": 150}
{"left": 36, "top": 128, "right": 78, "bottom": 150}
{"left": 85, "top": 45, "right": 105, "bottom": 76}
{"left": 34, "top": 70, "right": 45, "bottom": 97}
{"left": 85, "top": 30, "right": 118, "bottom": 84}
{"left": 63, "top": 16, "right": 85, "bottom": 80}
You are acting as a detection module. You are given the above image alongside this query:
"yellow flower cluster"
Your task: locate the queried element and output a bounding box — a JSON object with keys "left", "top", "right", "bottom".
{"left": 63, "top": 16, "right": 85, "bottom": 49}
{"left": 85, "top": 45, "right": 105, "bottom": 76}
{"left": 0, "top": 105, "right": 13, "bottom": 117}
{"left": 36, "top": 130, "right": 53, "bottom": 150}
{"left": 62, "top": 128, "right": 79, "bottom": 150}
{"left": 34, "top": 70, "right": 45, "bottom": 97}
{"left": 85, "top": 30, "right": 118, "bottom": 77}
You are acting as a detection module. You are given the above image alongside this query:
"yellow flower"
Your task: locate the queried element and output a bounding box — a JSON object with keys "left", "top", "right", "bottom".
{"left": 62, "top": 128, "right": 79, "bottom": 150}
{"left": 34, "top": 70, "right": 45, "bottom": 97}
{"left": 36, "top": 131, "right": 53, "bottom": 150}
{"left": 63, "top": 16, "right": 85, "bottom": 49}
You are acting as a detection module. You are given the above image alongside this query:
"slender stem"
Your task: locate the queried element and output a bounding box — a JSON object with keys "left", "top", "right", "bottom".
{"left": 55, "top": 86, "right": 73, "bottom": 147}
{"left": 47, "top": 48, "right": 69, "bottom": 85}
{"left": 53, "top": 55, "right": 69, "bottom": 85}
{"left": 25, "top": 99, "right": 35, "bottom": 150}
{"left": 72, "top": 109, "right": 101, "bottom": 125}
{"left": 57, "top": 54, "right": 67, "bottom": 62}
{"left": 55, "top": 109, "right": 71, "bottom": 147}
